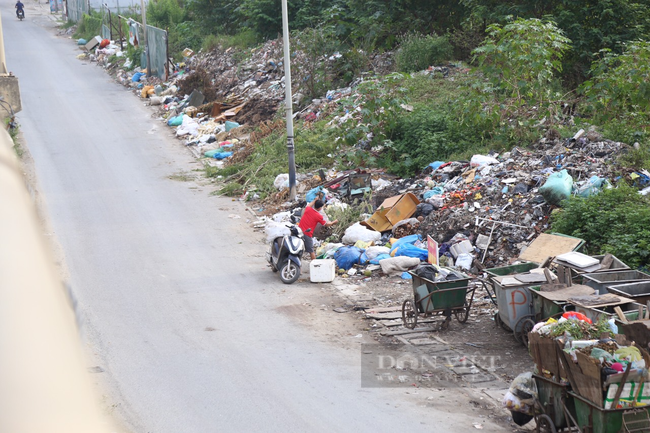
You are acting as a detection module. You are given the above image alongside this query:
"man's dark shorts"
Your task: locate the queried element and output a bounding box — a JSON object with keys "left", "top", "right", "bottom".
{"left": 303, "top": 235, "right": 314, "bottom": 254}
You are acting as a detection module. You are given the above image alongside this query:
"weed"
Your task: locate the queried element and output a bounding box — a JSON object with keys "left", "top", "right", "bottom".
{"left": 168, "top": 171, "right": 193, "bottom": 181}
{"left": 325, "top": 200, "right": 373, "bottom": 239}
{"left": 395, "top": 32, "right": 453, "bottom": 73}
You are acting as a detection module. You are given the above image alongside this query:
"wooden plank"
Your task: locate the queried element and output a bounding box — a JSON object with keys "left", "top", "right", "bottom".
{"left": 364, "top": 306, "right": 403, "bottom": 314}
{"left": 379, "top": 328, "right": 439, "bottom": 336}
{"left": 614, "top": 306, "right": 628, "bottom": 322}
{"left": 365, "top": 313, "right": 404, "bottom": 320}
{"left": 519, "top": 233, "right": 583, "bottom": 264}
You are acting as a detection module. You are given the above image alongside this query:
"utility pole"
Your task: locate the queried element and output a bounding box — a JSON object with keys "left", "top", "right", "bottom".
{"left": 281, "top": 0, "right": 296, "bottom": 200}
{"left": 140, "top": 0, "right": 151, "bottom": 78}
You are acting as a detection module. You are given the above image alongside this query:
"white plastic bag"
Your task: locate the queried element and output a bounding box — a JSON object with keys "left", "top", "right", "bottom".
{"left": 341, "top": 222, "right": 382, "bottom": 245}
{"left": 265, "top": 221, "right": 291, "bottom": 243}
{"left": 365, "top": 246, "right": 391, "bottom": 260}
{"left": 455, "top": 253, "right": 474, "bottom": 271}
{"left": 470, "top": 154, "right": 500, "bottom": 167}
{"left": 272, "top": 211, "right": 292, "bottom": 222}
{"left": 274, "top": 173, "right": 289, "bottom": 190}
{"left": 176, "top": 115, "right": 199, "bottom": 137}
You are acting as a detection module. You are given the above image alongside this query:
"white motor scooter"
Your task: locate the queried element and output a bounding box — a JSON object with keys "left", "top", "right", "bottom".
{"left": 266, "top": 221, "right": 305, "bottom": 284}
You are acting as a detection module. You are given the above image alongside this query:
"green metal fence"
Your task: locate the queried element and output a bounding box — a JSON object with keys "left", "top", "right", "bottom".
{"left": 126, "top": 19, "right": 169, "bottom": 79}
{"left": 66, "top": 0, "right": 88, "bottom": 22}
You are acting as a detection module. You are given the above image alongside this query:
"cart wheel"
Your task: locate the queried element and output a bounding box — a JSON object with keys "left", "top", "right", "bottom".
{"left": 455, "top": 303, "right": 471, "bottom": 324}
{"left": 519, "top": 318, "right": 537, "bottom": 348}
{"left": 402, "top": 299, "right": 418, "bottom": 329}
{"left": 536, "top": 414, "right": 557, "bottom": 433}
{"left": 513, "top": 314, "right": 535, "bottom": 344}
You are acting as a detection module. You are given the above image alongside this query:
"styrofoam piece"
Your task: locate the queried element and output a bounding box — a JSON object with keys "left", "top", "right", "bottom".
{"left": 556, "top": 252, "right": 599, "bottom": 269}
{"left": 310, "top": 259, "right": 336, "bottom": 283}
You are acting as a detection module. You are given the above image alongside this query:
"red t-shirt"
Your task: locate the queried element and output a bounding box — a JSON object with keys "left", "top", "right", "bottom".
{"left": 299, "top": 206, "right": 326, "bottom": 238}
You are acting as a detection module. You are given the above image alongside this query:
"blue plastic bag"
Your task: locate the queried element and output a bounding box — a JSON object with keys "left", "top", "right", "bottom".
{"left": 370, "top": 253, "right": 391, "bottom": 265}
{"left": 212, "top": 151, "right": 232, "bottom": 160}
{"left": 393, "top": 244, "right": 428, "bottom": 261}
{"left": 306, "top": 186, "right": 323, "bottom": 203}
{"left": 390, "top": 234, "right": 421, "bottom": 253}
{"left": 334, "top": 246, "right": 364, "bottom": 270}
{"left": 423, "top": 187, "right": 444, "bottom": 199}
{"left": 428, "top": 161, "right": 445, "bottom": 170}
{"left": 167, "top": 115, "right": 183, "bottom": 126}
{"left": 132, "top": 72, "right": 144, "bottom": 82}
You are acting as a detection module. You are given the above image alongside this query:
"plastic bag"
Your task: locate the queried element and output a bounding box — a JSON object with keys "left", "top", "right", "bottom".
{"left": 342, "top": 222, "right": 382, "bottom": 245}
{"left": 471, "top": 154, "right": 500, "bottom": 167}
{"left": 131, "top": 72, "right": 144, "bottom": 82}
{"left": 575, "top": 175, "right": 607, "bottom": 198}
{"left": 423, "top": 187, "right": 444, "bottom": 199}
{"left": 370, "top": 253, "right": 392, "bottom": 265}
{"left": 414, "top": 264, "right": 438, "bottom": 281}
{"left": 306, "top": 186, "right": 323, "bottom": 203}
{"left": 415, "top": 203, "right": 434, "bottom": 217}
{"left": 334, "top": 246, "right": 364, "bottom": 270}
{"left": 455, "top": 253, "right": 474, "bottom": 271}
{"left": 176, "top": 115, "right": 199, "bottom": 137}
{"left": 391, "top": 218, "right": 420, "bottom": 233}
{"left": 539, "top": 169, "right": 573, "bottom": 205}
{"left": 265, "top": 221, "right": 291, "bottom": 243}
{"left": 365, "top": 246, "right": 391, "bottom": 261}
{"left": 502, "top": 372, "right": 537, "bottom": 415}
{"left": 390, "top": 234, "right": 421, "bottom": 252}
{"left": 167, "top": 115, "right": 183, "bottom": 127}
{"left": 225, "top": 121, "right": 240, "bottom": 132}
{"left": 393, "top": 244, "right": 427, "bottom": 261}
{"left": 274, "top": 173, "right": 289, "bottom": 190}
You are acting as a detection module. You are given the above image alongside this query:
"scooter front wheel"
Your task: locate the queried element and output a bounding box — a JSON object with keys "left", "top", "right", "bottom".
{"left": 279, "top": 261, "right": 300, "bottom": 284}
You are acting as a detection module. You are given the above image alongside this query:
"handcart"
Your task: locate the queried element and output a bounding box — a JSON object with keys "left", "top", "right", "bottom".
{"left": 401, "top": 271, "right": 475, "bottom": 330}
{"left": 529, "top": 344, "right": 650, "bottom": 432}
{"left": 533, "top": 389, "right": 650, "bottom": 432}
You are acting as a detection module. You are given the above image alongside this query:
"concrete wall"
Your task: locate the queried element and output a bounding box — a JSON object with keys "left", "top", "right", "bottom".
{"left": 0, "top": 75, "right": 22, "bottom": 114}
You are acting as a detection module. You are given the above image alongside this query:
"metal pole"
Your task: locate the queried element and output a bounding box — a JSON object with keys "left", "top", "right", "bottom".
{"left": 140, "top": 0, "right": 151, "bottom": 78}
{"left": 281, "top": 0, "right": 296, "bottom": 200}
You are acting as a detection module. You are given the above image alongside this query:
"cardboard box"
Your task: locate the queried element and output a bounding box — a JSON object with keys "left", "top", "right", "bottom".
{"left": 361, "top": 193, "right": 420, "bottom": 232}
{"left": 85, "top": 36, "right": 102, "bottom": 51}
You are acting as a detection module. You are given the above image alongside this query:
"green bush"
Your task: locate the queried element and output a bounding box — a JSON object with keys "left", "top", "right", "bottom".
{"left": 381, "top": 106, "right": 481, "bottom": 176}
{"left": 581, "top": 41, "right": 650, "bottom": 127}
{"left": 395, "top": 33, "right": 453, "bottom": 73}
{"left": 551, "top": 184, "right": 650, "bottom": 269}
{"left": 74, "top": 12, "right": 103, "bottom": 40}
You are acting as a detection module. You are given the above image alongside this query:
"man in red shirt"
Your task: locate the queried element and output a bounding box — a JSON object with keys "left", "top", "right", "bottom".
{"left": 299, "top": 199, "right": 338, "bottom": 260}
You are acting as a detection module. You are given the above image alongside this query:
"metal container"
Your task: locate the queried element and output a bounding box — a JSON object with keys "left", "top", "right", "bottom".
{"left": 410, "top": 273, "right": 471, "bottom": 312}
{"left": 485, "top": 262, "right": 539, "bottom": 278}
{"left": 608, "top": 281, "right": 650, "bottom": 305}
{"left": 576, "top": 302, "right": 643, "bottom": 323}
{"left": 583, "top": 270, "right": 650, "bottom": 294}
{"left": 493, "top": 277, "right": 536, "bottom": 331}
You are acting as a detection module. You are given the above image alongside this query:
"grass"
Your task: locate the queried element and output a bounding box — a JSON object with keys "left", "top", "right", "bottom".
{"left": 168, "top": 171, "right": 194, "bottom": 181}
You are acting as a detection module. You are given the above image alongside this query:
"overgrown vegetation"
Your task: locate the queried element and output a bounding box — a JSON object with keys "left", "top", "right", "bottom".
{"left": 551, "top": 184, "right": 650, "bottom": 269}
{"left": 395, "top": 33, "right": 453, "bottom": 73}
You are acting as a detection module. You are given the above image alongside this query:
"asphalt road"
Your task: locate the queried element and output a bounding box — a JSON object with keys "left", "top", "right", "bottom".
{"left": 3, "top": 5, "right": 492, "bottom": 432}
